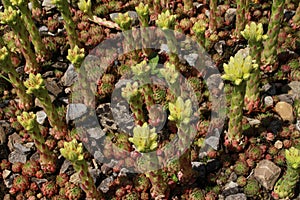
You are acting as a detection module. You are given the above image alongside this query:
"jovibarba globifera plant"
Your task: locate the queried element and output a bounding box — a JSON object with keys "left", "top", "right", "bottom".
{"left": 241, "top": 22, "right": 267, "bottom": 112}
{"left": 273, "top": 147, "right": 300, "bottom": 199}
{"left": 17, "top": 112, "right": 57, "bottom": 173}
{"left": 222, "top": 51, "right": 258, "bottom": 151}
{"left": 60, "top": 139, "right": 104, "bottom": 199}
{"left": 24, "top": 73, "right": 67, "bottom": 139}
{"left": 0, "top": 46, "right": 32, "bottom": 110}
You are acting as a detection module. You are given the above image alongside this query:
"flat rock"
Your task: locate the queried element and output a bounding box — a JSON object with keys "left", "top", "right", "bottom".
{"left": 288, "top": 81, "right": 300, "bottom": 99}
{"left": 45, "top": 78, "right": 62, "bottom": 96}
{"left": 254, "top": 159, "right": 281, "bottom": 190}
{"left": 14, "top": 143, "right": 32, "bottom": 154}
{"left": 225, "top": 193, "right": 247, "bottom": 200}
{"left": 277, "top": 94, "right": 293, "bottom": 104}
{"left": 274, "top": 101, "right": 294, "bottom": 122}
{"left": 8, "top": 151, "right": 27, "bottom": 164}
{"left": 66, "top": 103, "right": 88, "bottom": 122}
{"left": 61, "top": 64, "right": 78, "bottom": 87}
{"left": 98, "top": 176, "right": 114, "bottom": 193}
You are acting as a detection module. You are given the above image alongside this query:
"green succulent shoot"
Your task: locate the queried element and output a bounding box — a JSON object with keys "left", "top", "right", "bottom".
{"left": 0, "top": 6, "right": 18, "bottom": 25}
{"left": 17, "top": 112, "right": 36, "bottom": 131}
{"left": 67, "top": 45, "right": 85, "bottom": 68}
{"left": 60, "top": 139, "right": 84, "bottom": 162}
{"left": 135, "top": 2, "right": 149, "bottom": 26}
{"left": 129, "top": 123, "right": 158, "bottom": 153}
{"left": 156, "top": 10, "right": 176, "bottom": 30}
{"left": 77, "top": 0, "right": 92, "bottom": 17}
{"left": 10, "top": 0, "right": 26, "bottom": 7}
{"left": 222, "top": 52, "right": 258, "bottom": 85}
{"left": 121, "top": 81, "right": 139, "bottom": 101}
{"left": 131, "top": 60, "right": 150, "bottom": 77}
{"left": 160, "top": 62, "right": 179, "bottom": 84}
{"left": 285, "top": 147, "right": 300, "bottom": 169}
{"left": 192, "top": 20, "right": 207, "bottom": 36}
{"left": 241, "top": 22, "right": 268, "bottom": 43}
{"left": 114, "top": 12, "right": 133, "bottom": 31}
{"left": 168, "top": 96, "right": 192, "bottom": 124}
{"left": 24, "top": 73, "right": 46, "bottom": 94}
{"left": 0, "top": 46, "right": 9, "bottom": 62}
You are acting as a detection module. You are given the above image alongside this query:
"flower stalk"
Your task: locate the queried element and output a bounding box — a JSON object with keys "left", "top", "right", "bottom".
{"left": 261, "top": 0, "right": 285, "bottom": 72}
{"left": 235, "top": 0, "right": 248, "bottom": 38}
{"left": 241, "top": 22, "right": 267, "bottom": 112}
{"left": 0, "top": 46, "right": 32, "bottom": 110}
{"left": 60, "top": 139, "right": 103, "bottom": 199}
{"left": 222, "top": 51, "right": 258, "bottom": 150}
{"left": 273, "top": 147, "right": 300, "bottom": 199}
{"left": 0, "top": 6, "right": 39, "bottom": 73}
{"left": 24, "top": 73, "right": 67, "bottom": 139}
{"left": 17, "top": 112, "right": 56, "bottom": 173}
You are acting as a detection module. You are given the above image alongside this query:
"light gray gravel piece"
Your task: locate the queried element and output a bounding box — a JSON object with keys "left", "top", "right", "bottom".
{"left": 8, "top": 151, "right": 27, "bottom": 164}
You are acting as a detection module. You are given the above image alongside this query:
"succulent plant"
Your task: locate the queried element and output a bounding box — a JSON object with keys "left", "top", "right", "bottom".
{"left": 65, "top": 183, "right": 83, "bottom": 200}
{"left": 135, "top": 2, "right": 149, "bottom": 27}
{"left": 188, "top": 188, "right": 205, "bottom": 200}
{"left": 273, "top": 147, "right": 300, "bottom": 199}
{"left": 234, "top": 0, "right": 249, "bottom": 38}
{"left": 11, "top": 175, "right": 30, "bottom": 194}
{"left": 114, "top": 12, "right": 133, "bottom": 31}
{"left": 234, "top": 161, "right": 249, "bottom": 175}
{"left": 222, "top": 51, "right": 258, "bottom": 150}
{"left": 60, "top": 139, "right": 103, "bottom": 199}
{"left": 156, "top": 10, "right": 176, "bottom": 30}
{"left": 56, "top": 173, "right": 69, "bottom": 188}
{"left": 41, "top": 181, "right": 58, "bottom": 198}
{"left": 77, "top": 0, "right": 92, "bottom": 17}
{"left": 244, "top": 178, "right": 260, "bottom": 197}
{"left": 21, "top": 160, "right": 40, "bottom": 177}
{"left": 0, "top": 159, "right": 11, "bottom": 170}
{"left": 133, "top": 174, "right": 151, "bottom": 192}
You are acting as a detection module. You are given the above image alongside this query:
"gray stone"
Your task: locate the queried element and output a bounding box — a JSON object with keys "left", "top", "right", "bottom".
{"left": 225, "top": 193, "right": 247, "bottom": 200}
{"left": 45, "top": 78, "right": 62, "bottom": 96}
{"left": 225, "top": 8, "right": 236, "bottom": 23}
{"left": 254, "top": 159, "right": 281, "bottom": 190}
{"left": 89, "top": 168, "right": 101, "bottom": 184}
{"left": 61, "top": 64, "right": 78, "bottom": 87}
{"left": 36, "top": 110, "right": 47, "bottom": 125}
{"left": 98, "top": 176, "right": 114, "bottom": 193}
{"left": 264, "top": 96, "right": 274, "bottom": 107}
{"left": 66, "top": 103, "right": 88, "bottom": 122}
{"left": 275, "top": 101, "right": 294, "bottom": 122}
{"left": 4, "top": 173, "right": 17, "bottom": 188}
{"left": 223, "top": 181, "right": 239, "bottom": 196}
{"left": 14, "top": 143, "right": 32, "bottom": 154}
{"left": 59, "top": 159, "right": 72, "bottom": 174}
{"left": 263, "top": 83, "right": 276, "bottom": 95}
{"left": 52, "top": 61, "right": 68, "bottom": 70}
{"left": 247, "top": 117, "right": 261, "bottom": 126}
{"left": 32, "top": 177, "right": 48, "bottom": 188}
{"left": 87, "top": 127, "right": 106, "bottom": 140}
{"left": 214, "top": 40, "right": 225, "bottom": 55}
{"left": 8, "top": 151, "right": 27, "bottom": 164}
{"left": 2, "top": 169, "right": 11, "bottom": 179}
{"left": 8, "top": 133, "right": 22, "bottom": 152}
{"left": 183, "top": 53, "right": 198, "bottom": 67}
{"left": 277, "top": 94, "right": 294, "bottom": 104}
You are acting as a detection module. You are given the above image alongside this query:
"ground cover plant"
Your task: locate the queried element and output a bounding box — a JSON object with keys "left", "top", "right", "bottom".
{"left": 0, "top": 0, "right": 299, "bottom": 199}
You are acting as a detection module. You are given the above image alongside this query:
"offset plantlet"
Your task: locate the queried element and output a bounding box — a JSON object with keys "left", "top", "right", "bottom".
{"left": 241, "top": 22, "right": 267, "bottom": 112}
{"left": 60, "top": 139, "right": 103, "bottom": 199}
{"left": 192, "top": 20, "right": 207, "bottom": 47}
{"left": 222, "top": 51, "right": 258, "bottom": 150}
{"left": 67, "top": 45, "right": 85, "bottom": 69}
{"left": 17, "top": 112, "right": 56, "bottom": 172}
{"left": 52, "top": 0, "right": 80, "bottom": 48}
{"left": 0, "top": 6, "right": 39, "bottom": 73}
{"left": 160, "top": 62, "right": 180, "bottom": 97}
{"left": 273, "top": 147, "right": 300, "bottom": 199}
{"left": 0, "top": 46, "right": 32, "bottom": 110}
{"left": 24, "top": 73, "right": 66, "bottom": 139}
{"left": 261, "top": 0, "right": 285, "bottom": 72}
{"left": 135, "top": 2, "right": 149, "bottom": 27}
{"left": 11, "top": 0, "right": 48, "bottom": 61}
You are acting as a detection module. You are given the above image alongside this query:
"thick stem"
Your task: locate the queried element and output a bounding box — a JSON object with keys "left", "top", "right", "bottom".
{"left": 274, "top": 167, "right": 299, "bottom": 199}
{"left": 235, "top": 0, "right": 247, "bottom": 38}
{"left": 209, "top": 0, "right": 217, "bottom": 33}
